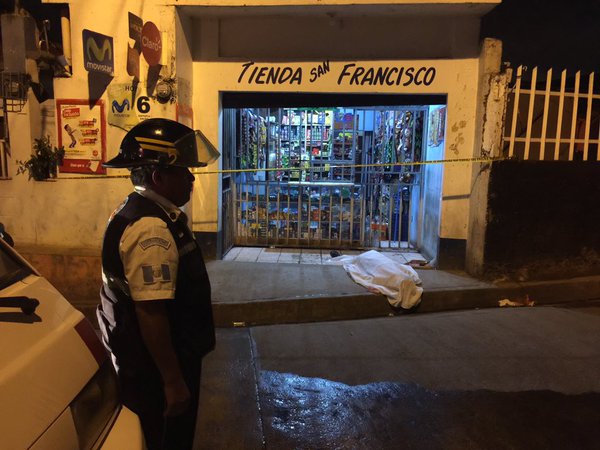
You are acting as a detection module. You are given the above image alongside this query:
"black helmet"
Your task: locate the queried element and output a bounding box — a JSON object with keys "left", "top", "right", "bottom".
{"left": 103, "top": 118, "right": 220, "bottom": 168}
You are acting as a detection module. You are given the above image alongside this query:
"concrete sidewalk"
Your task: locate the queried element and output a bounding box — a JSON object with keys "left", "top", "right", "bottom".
{"left": 207, "top": 260, "right": 600, "bottom": 327}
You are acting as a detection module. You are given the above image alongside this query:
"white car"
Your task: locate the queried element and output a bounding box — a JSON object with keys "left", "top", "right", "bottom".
{"left": 0, "top": 238, "right": 145, "bottom": 449}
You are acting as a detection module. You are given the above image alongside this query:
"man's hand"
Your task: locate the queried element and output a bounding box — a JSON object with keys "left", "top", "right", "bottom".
{"left": 163, "top": 378, "right": 191, "bottom": 417}
{"left": 135, "top": 300, "right": 191, "bottom": 417}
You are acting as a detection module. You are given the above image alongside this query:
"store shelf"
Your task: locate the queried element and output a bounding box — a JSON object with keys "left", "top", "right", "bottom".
{"left": 231, "top": 105, "right": 428, "bottom": 249}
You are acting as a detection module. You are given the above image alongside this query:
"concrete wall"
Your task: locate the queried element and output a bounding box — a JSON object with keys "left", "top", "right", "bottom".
{"left": 483, "top": 160, "right": 600, "bottom": 281}
{"left": 212, "top": 15, "right": 481, "bottom": 60}
{"left": 465, "top": 38, "right": 506, "bottom": 275}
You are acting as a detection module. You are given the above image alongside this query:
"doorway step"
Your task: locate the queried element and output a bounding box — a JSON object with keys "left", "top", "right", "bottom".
{"left": 223, "top": 246, "right": 427, "bottom": 266}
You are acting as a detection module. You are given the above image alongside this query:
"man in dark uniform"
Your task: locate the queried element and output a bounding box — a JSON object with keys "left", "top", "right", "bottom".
{"left": 97, "top": 118, "right": 220, "bottom": 449}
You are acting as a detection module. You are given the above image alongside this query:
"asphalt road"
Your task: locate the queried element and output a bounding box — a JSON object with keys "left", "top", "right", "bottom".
{"left": 196, "top": 304, "right": 600, "bottom": 449}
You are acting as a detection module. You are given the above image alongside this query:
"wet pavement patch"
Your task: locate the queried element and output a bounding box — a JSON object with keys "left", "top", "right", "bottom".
{"left": 259, "top": 371, "right": 600, "bottom": 449}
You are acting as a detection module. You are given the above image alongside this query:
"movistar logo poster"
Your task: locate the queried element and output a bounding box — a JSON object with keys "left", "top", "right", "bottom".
{"left": 82, "top": 29, "right": 114, "bottom": 75}
{"left": 112, "top": 99, "right": 130, "bottom": 113}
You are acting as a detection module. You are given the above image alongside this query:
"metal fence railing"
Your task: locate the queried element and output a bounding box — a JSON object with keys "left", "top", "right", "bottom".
{"left": 503, "top": 66, "right": 600, "bottom": 161}
{"left": 233, "top": 169, "right": 418, "bottom": 250}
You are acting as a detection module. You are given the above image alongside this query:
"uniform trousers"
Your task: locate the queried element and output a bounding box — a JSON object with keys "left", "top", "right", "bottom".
{"left": 121, "top": 357, "right": 203, "bottom": 450}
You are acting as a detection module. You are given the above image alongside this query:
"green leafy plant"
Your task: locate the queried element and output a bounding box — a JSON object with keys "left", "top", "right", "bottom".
{"left": 16, "top": 136, "right": 65, "bottom": 181}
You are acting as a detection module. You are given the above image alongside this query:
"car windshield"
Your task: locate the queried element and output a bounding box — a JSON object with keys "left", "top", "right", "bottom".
{"left": 0, "top": 242, "right": 32, "bottom": 290}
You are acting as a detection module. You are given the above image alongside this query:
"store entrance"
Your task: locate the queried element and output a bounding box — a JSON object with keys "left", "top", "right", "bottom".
{"left": 221, "top": 93, "right": 446, "bottom": 257}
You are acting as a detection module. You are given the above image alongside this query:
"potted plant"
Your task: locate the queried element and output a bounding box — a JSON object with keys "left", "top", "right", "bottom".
{"left": 16, "top": 136, "right": 65, "bottom": 181}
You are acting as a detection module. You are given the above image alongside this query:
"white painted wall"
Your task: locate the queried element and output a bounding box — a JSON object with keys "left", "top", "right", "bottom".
{"left": 1, "top": 0, "right": 185, "bottom": 250}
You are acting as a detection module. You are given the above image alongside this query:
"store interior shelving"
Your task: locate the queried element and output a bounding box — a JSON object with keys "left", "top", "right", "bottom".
{"left": 231, "top": 106, "right": 427, "bottom": 249}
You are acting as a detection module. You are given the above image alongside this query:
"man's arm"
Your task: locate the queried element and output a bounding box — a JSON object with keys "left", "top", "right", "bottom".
{"left": 119, "top": 217, "right": 187, "bottom": 415}
{"left": 135, "top": 299, "right": 191, "bottom": 417}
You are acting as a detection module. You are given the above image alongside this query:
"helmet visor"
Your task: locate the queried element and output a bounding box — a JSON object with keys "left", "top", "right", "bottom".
{"left": 175, "top": 130, "right": 220, "bottom": 167}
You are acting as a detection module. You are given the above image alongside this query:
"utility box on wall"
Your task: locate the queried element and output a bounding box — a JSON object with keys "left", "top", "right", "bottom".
{"left": 1, "top": 14, "right": 39, "bottom": 73}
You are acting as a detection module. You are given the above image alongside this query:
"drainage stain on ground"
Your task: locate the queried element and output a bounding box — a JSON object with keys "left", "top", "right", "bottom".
{"left": 259, "top": 371, "right": 600, "bottom": 450}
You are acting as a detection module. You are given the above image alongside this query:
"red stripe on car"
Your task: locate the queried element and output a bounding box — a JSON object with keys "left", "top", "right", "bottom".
{"left": 75, "top": 318, "right": 108, "bottom": 366}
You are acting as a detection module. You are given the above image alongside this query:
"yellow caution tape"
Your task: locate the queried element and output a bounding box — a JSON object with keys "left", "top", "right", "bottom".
{"left": 195, "top": 156, "right": 502, "bottom": 175}
{"left": 57, "top": 157, "right": 502, "bottom": 180}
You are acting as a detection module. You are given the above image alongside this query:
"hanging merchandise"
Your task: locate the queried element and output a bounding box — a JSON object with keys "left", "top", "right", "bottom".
{"left": 258, "top": 116, "right": 267, "bottom": 168}
{"left": 239, "top": 109, "right": 248, "bottom": 168}
{"left": 238, "top": 109, "right": 265, "bottom": 170}
{"left": 402, "top": 111, "right": 414, "bottom": 164}
{"left": 249, "top": 115, "right": 258, "bottom": 169}
{"left": 413, "top": 113, "right": 424, "bottom": 164}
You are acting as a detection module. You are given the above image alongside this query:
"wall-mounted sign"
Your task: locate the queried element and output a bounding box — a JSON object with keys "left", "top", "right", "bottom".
{"left": 108, "top": 83, "right": 138, "bottom": 130}
{"left": 141, "top": 21, "right": 161, "bottom": 67}
{"left": 108, "top": 83, "right": 155, "bottom": 130}
{"left": 127, "top": 13, "right": 143, "bottom": 78}
{"left": 82, "top": 29, "right": 114, "bottom": 76}
{"left": 56, "top": 99, "right": 106, "bottom": 174}
{"left": 236, "top": 61, "right": 436, "bottom": 88}
{"left": 128, "top": 12, "right": 142, "bottom": 49}
{"left": 428, "top": 106, "right": 446, "bottom": 147}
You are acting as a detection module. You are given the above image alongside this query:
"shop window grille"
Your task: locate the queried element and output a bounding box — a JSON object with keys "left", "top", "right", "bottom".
{"left": 228, "top": 106, "right": 428, "bottom": 250}
{"left": 1, "top": 72, "right": 30, "bottom": 113}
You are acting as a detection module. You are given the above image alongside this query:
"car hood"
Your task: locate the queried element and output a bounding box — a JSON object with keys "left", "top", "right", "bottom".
{"left": 0, "top": 274, "right": 99, "bottom": 449}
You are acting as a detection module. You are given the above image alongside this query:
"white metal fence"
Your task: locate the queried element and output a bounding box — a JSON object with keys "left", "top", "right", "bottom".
{"left": 503, "top": 66, "right": 600, "bottom": 162}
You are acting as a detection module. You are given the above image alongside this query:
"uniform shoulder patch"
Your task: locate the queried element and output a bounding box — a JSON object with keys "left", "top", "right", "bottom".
{"left": 139, "top": 237, "right": 172, "bottom": 251}
{"left": 142, "top": 264, "right": 172, "bottom": 284}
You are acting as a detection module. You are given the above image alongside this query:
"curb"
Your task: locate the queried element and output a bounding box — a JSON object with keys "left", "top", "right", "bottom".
{"left": 212, "top": 293, "right": 391, "bottom": 327}
{"left": 401, "top": 275, "right": 600, "bottom": 315}
{"left": 74, "top": 275, "right": 600, "bottom": 329}
{"left": 212, "top": 275, "right": 600, "bottom": 327}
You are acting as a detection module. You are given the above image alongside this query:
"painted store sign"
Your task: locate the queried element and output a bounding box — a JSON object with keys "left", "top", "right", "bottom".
{"left": 236, "top": 61, "right": 437, "bottom": 87}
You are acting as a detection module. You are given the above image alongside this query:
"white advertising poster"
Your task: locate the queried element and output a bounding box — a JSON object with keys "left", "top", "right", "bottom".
{"left": 107, "top": 83, "right": 140, "bottom": 130}
{"left": 107, "top": 83, "right": 156, "bottom": 131}
{"left": 56, "top": 99, "right": 106, "bottom": 174}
